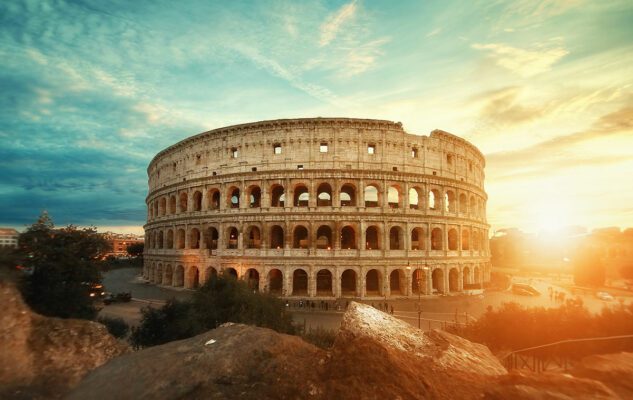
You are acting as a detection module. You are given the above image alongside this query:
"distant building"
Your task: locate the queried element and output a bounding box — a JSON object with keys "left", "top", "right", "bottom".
{"left": 0, "top": 228, "right": 19, "bottom": 248}
{"left": 101, "top": 232, "right": 144, "bottom": 258}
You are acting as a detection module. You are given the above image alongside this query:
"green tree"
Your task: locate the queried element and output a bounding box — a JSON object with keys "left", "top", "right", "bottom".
{"left": 18, "top": 212, "right": 111, "bottom": 319}
{"left": 126, "top": 242, "right": 144, "bottom": 258}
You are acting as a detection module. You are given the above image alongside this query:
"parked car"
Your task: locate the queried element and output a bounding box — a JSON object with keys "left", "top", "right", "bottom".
{"left": 102, "top": 291, "right": 132, "bottom": 305}
{"left": 511, "top": 283, "right": 540, "bottom": 296}
{"left": 596, "top": 291, "right": 614, "bottom": 301}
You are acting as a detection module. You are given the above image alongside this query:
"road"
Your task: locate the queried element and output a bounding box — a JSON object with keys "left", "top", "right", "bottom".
{"left": 100, "top": 267, "right": 632, "bottom": 330}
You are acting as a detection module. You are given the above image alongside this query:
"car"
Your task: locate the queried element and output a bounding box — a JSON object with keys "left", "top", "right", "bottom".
{"left": 596, "top": 291, "right": 614, "bottom": 301}
{"left": 511, "top": 283, "right": 540, "bottom": 296}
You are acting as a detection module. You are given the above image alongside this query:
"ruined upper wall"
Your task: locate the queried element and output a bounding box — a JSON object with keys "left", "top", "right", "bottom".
{"left": 147, "top": 118, "right": 486, "bottom": 192}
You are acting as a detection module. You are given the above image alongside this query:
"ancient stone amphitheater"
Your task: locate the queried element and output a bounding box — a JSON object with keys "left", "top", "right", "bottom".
{"left": 143, "top": 118, "right": 490, "bottom": 299}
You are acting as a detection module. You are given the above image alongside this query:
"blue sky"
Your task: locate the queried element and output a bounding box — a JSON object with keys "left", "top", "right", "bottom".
{"left": 1, "top": 0, "right": 632, "bottom": 234}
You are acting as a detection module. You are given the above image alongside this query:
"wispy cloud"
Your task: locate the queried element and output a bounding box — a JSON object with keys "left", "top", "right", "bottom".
{"left": 319, "top": 0, "right": 358, "bottom": 46}
{"left": 426, "top": 27, "right": 442, "bottom": 38}
{"left": 472, "top": 41, "right": 569, "bottom": 77}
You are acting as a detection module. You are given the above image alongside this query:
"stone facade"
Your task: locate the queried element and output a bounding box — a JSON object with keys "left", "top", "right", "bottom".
{"left": 143, "top": 118, "right": 491, "bottom": 299}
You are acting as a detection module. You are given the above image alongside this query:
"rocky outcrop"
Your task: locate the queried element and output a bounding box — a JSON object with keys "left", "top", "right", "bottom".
{"left": 0, "top": 281, "right": 128, "bottom": 399}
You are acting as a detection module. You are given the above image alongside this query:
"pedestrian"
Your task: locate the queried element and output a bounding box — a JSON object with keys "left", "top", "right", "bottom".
{"left": 384, "top": 302, "right": 388, "bottom": 311}
{"left": 390, "top": 305, "right": 394, "bottom": 315}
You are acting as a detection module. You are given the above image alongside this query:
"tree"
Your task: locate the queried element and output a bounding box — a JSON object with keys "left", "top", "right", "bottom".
{"left": 126, "top": 242, "right": 144, "bottom": 258}
{"left": 18, "top": 212, "right": 111, "bottom": 319}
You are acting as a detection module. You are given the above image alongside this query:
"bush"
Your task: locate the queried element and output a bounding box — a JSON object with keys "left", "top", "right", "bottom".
{"left": 97, "top": 316, "right": 130, "bottom": 339}
{"left": 130, "top": 275, "right": 295, "bottom": 349}
{"left": 299, "top": 326, "right": 337, "bottom": 349}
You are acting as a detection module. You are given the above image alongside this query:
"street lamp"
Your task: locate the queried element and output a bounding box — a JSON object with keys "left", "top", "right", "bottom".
{"left": 408, "top": 264, "right": 424, "bottom": 329}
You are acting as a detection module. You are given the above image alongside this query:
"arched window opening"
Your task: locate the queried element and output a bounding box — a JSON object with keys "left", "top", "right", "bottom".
{"left": 156, "top": 264, "right": 163, "bottom": 285}
{"left": 270, "top": 225, "right": 284, "bottom": 249}
{"left": 388, "top": 186, "right": 400, "bottom": 208}
{"left": 462, "top": 230, "right": 470, "bottom": 250}
{"left": 449, "top": 268, "right": 459, "bottom": 292}
{"left": 294, "top": 185, "right": 309, "bottom": 207}
{"left": 431, "top": 228, "right": 443, "bottom": 250}
{"left": 156, "top": 231, "right": 163, "bottom": 249}
{"left": 366, "top": 269, "right": 381, "bottom": 295}
{"left": 429, "top": 189, "right": 440, "bottom": 210}
{"left": 247, "top": 226, "right": 261, "bottom": 249}
{"left": 432, "top": 269, "right": 444, "bottom": 294}
{"left": 174, "top": 265, "right": 185, "bottom": 287}
{"left": 341, "top": 269, "right": 357, "bottom": 296}
{"left": 190, "top": 228, "right": 200, "bottom": 249}
{"left": 225, "top": 267, "right": 238, "bottom": 279}
{"left": 169, "top": 196, "right": 176, "bottom": 214}
{"left": 166, "top": 229, "right": 174, "bottom": 249}
{"left": 365, "top": 226, "right": 380, "bottom": 250}
{"left": 389, "top": 226, "right": 403, "bottom": 250}
{"left": 412, "top": 269, "right": 427, "bottom": 294}
{"left": 341, "top": 226, "right": 356, "bottom": 249}
{"left": 462, "top": 267, "right": 471, "bottom": 286}
{"left": 205, "top": 267, "right": 218, "bottom": 282}
{"left": 159, "top": 197, "right": 166, "bottom": 216}
{"left": 474, "top": 266, "right": 481, "bottom": 284}
{"left": 227, "top": 227, "right": 238, "bottom": 249}
{"left": 249, "top": 186, "right": 261, "bottom": 208}
{"left": 179, "top": 192, "right": 188, "bottom": 212}
{"left": 364, "top": 185, "right": 379, "bottom": 207}
{"left": 189, "top": 266, "right": 200, "bottom": 289}
{"left": 292, "top": 269, "right": 308, "bottom": 295}
{"left": 316, "top": 269, "right": 333, "bottom": 295}
{"left": 473, "top": 231, "right": 480, "bottom": 251}
{"left": 340, "top": 184, "right": 356, "bottom": 207}
{"left": 459, "top": 193, "right": 467, "bottom": 214}
{"left": 448, "top": 229, "right": 458, "bottom": 250}
{"left": 164, "top": 264, "right": 173, "bottom": 286}
{"left": 193, "top": 191, "right": 202, "bottom": 211}
{"left": 268, "top": 269, "right": 283, "bottom": 294}
{"left": 246, "top": 268, "right": 259, "bottom": 291}
{"left": 208, "top": 189, "right": 220, "bottom": 210}
{"left": 411, "top": 227, "right": 424, "bottom": 250}
{"left": 293, "top": 226, "right": 309, "bottom": 249}
{"left": 317, "top": 183, "right": 332, "bottom": 207}
{"left": 409, "top": 188, "right": 420, "bottom": 209}
{"left": 316, "top": 225, "right": 332, "bottom": 249}
{"left": 445, "top": 191, "right": 456, "bottom": 213}
{"left": 271, "top": 185, "right": 285, "bottom": 207}
{"left": 229, "top": 188, "right": 240, "bottom": 208}
{"left": 470, "top": 196, "right": 477, "bottom": 216}
{"left": 176, "top": 229, "right": 185, "bottom": 249}
{"left": 390, "top": 269, "right": 405, "bottom": 295}
{"left": 206, "top": 227, "right": 218, "bottom": 250}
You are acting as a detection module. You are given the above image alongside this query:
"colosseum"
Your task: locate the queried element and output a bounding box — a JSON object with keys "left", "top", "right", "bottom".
{"left": 143, "top": 118, "right": 491, "bottom": 299}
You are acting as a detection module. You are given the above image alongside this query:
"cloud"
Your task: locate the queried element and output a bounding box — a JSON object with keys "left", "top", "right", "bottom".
{"left": 319, "top": 1, "right": 357, "bottom": 47}
{"left": 472, "top": 42, "right": 569, "bottom": 77}
{"left": 472, "top": 86, "right": 548, "bottom": 127}
{"left": 426, "top": 28, "right": 441, "bottom": 38}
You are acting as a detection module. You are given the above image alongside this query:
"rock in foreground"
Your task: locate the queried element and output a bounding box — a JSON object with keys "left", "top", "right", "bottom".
{"left": 0, "top": 281, "right": 128, "bottom": 399}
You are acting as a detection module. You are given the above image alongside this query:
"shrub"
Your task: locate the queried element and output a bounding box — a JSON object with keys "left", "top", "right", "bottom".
{"left": 299, "top": 326, "right": 337, "bottom": 349}
{"left": 97, "top": 316, "right": 130, "bottom": 339}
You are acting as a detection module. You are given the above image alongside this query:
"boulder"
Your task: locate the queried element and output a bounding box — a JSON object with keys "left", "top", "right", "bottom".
{"left": 0, "top": 281, "right": 128, "bottom": 399}
{"left": 571, "top": 352, "right": 633, "bottom": 398}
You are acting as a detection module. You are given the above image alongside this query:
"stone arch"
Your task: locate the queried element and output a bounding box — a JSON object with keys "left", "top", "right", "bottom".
{"left": 270, "top": 225, "right": 284, "bottom": 249}
{"left": 176, "top": 228, "right": 185, "bottom": 249}
{"left": 341, "top": 269, "right": 357, "bottom": 296}
{"left": 188, "top": 266, "right": 200, "bottom": 289}
{"left": 411, "top": 268, "right": 427, "bottom": 294}
{"left": 409, "top": 186, "right": 423, "bottom": 209}
{"left": 389, "top": 226, "right": 404, "bottom": 250}
{"left": 268, "top": 269, "right": 283, "bottom": 294}
{"left": 166, "top": 229, "right": 174, "bottom": 249}
{"left": 156, "top": 263, "right": 163, "bottom": 285}
{"left": 270, "top": 184, "right": 285, "bottom": 207}
{"left": 365, "top": 225, "right": 380, "bottom": 250}
{"left": 174, "top": 265, "right": 185, "bottom": 287}
{"left": 340, "top": 225, "right": 357, "bottom": 249}
{"left": 431, "top": 268, "right": 444, "bottom": 294}
{"left": 445, "top": 190, "right": 456, "bottom": 213}
{"left": 208, "top": 188, "right": 220, "bottom": 210}
{"left": 448, "top": 228, "right": 458, "bottom": 251}
{"left": 316, "top": 225, "right": 333, "bottom": 249}
{"left": 316, "top": 183, "right": 332, "bottom": 206}
{"left": 459, "top": 193, "right": 468, "bottom": 214}
{"left": 387, "top": 185, "right": 401, "bottom": 208}
{"left": 473, "top": 230, "right": 480, "bottom": 251}
{"left": 153, "top": 201, "right": 158, "bottom": 218}
{"left": 179, "top": 192, "right": 188, "bottom": 213}
{"left": 205, "top": 266, "right": 218, "bottom": 282}
{"left": 169, "top": 195, "right": 176, "bottom": 214}
{"left": 292, "top": 268, "right": 308, "bottom": 295}
{"left": 411, "top": 227, "right": 425, "bottom": 250}
{"left": 293, "top": 184, "right": 309, "bottom": 207}
{"left": 389, "top": 269, "right": 405, "bottom": 295}
{"left": 316, "top": 269, "right": 333, "bottom": 296}
{"left": 205, "top": 227, "right": 219, "bottom": 250}
{"left": 226, "top": 226, "right": 239, "bottom": 249}
{"left": 364, "top": 184, "right": 380, "bottom": 207}
{"left": 431, "top": 227, "right": 443, "bottom": 250}
{"left": 293, "top": 225, "right": 309, "bottom": 249}
{"left": 228, "top": 186, "right": 240, "bottom": 208}
{"left": 159, "top": 197, "right": 166, "bottom": 216}
{"left": 340, "top": 183, "right": 356, "bottom": 207}
{"left": 470, "top": 196, "right": 477, "bottom": 216}
{"left": 246, "top": 225, "right": 261, "bottom": 249}
{"left": 158, "top": 230, "right": 164, "bottom": 249}
{"left": 462, "top": 266, "right": 471, "bottom": 285}
{"left": 448, "top": 268, "right": 459, "bottom": 292}
{"left": 247, "top": 185, "right": 261, "bottom": 208}
{"left": 365, "top": 269, "right": 382, "bottom": 296}
{"left": 224, "top": 267, "right": 238, "bottom": 279}
{"left": 245, "top": 268, "right": 260, "bottom": 291}
{"left": 193, "top": 190, "right": 203, "bottom": 211}
{"left": 189, "top": 227, "right": 200, "bottom": 249}
{"left": 429, "top": 189, "right": 440, "bottom": 210}
{"left": 462, "top": 229, "right": 470, "bottom": 250}
{"left": 474, "top": 266, "right": 481, "bottom": 284}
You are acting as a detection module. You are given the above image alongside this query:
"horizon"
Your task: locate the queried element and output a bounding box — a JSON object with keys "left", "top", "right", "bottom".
{"left": 1, "top": 0, "right": 632, "bottom": 233}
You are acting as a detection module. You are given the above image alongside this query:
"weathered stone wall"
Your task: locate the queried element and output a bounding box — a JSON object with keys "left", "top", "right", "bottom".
{"left": 143, "top": 118, "right": 491, "bottom": 299}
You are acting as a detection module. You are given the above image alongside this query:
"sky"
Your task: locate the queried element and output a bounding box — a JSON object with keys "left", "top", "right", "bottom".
{"left": 1, "top": 0, "right": 632, "bottom": 236}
